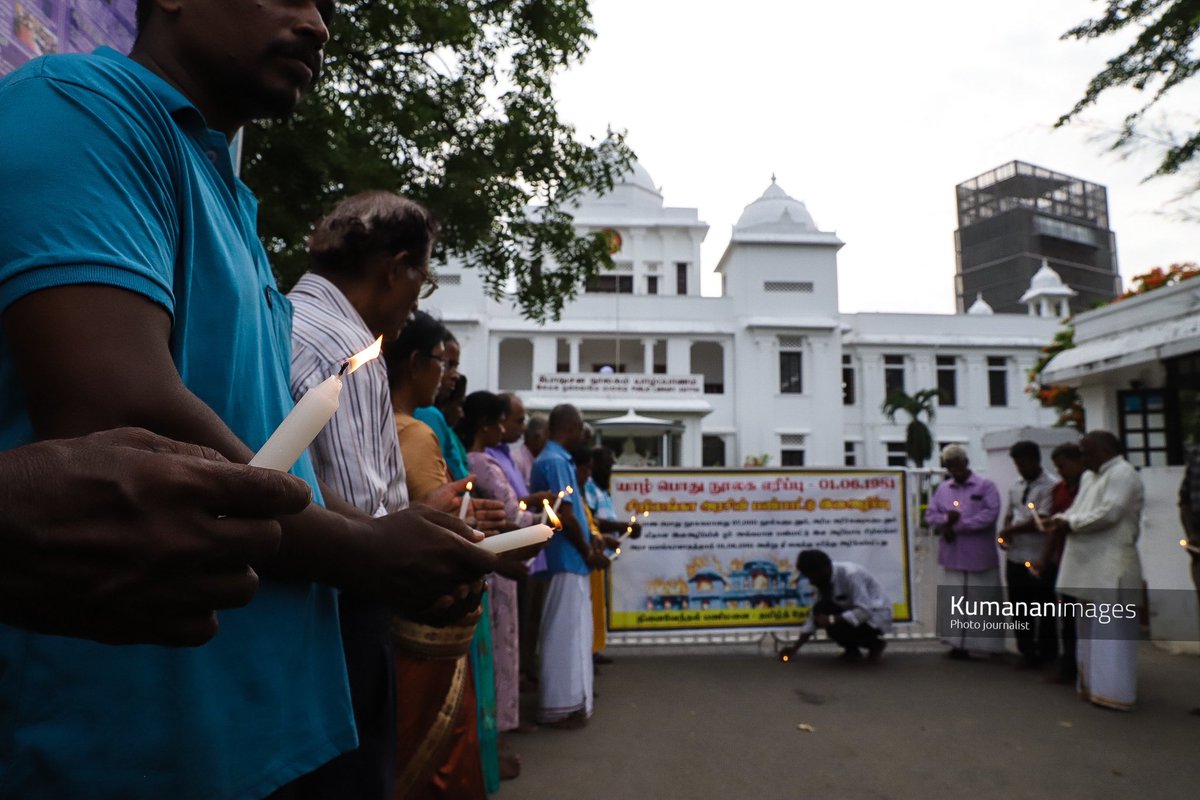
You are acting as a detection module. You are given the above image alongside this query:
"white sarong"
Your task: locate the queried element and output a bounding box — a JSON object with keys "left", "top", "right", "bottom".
{"left": 538, "top": 572, "right": 593, "bottom": 722}
{"left": 1077, "top": 615, "right": 1138, "bottom": 710}
{"left": 941, "top": 566, "right": 1006, "bottom": 654}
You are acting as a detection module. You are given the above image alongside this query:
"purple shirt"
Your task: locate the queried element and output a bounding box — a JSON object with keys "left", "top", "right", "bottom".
{"left": 487, "top": 443, "right": 529, "bottom": 498}
{"left": 925, "top": 472, "right": 1001, "bottom": 573}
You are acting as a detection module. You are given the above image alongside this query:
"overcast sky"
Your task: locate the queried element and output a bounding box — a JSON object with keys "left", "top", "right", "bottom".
{"left": 550, "top": 0, "right": 1199, "bottom": 313}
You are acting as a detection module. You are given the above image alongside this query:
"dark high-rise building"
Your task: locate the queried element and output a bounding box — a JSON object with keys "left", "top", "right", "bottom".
{"left": 954, "top": 161, "right": 1120, "bottom": 314}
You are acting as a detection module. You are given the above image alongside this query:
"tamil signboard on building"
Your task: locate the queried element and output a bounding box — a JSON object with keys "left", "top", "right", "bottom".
{"left": 535, "top": 373, "right": 703, "bottom": 396}
{"left": 607, "top": 468, "right": 913, "bottom": 636}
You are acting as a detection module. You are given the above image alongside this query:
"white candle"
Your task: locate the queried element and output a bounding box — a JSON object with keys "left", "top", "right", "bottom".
{"left": 538, "top": 498, "right": 550, "bottom": 524}
{"left": 459, "top": 481, "right": 473, "bottom": 519}
{"left": 250, "top": 375, "right": 342, "bottom": 472}
{"left": 475, "top": 522, "right": 554, "bottom": 554}
{"left": 552, "top": 486, "right": 573, "bottom": 513}
{"left": 1027, "top": 502, "right": 1045, "bottom": 532}
{"left": 250, "top": 337, "right": 382, "bottom": 472}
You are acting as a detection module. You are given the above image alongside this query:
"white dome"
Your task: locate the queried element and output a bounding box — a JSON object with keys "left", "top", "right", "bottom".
{"left": 1030, "top": 259, "right": 1067, "bottom": 291}
{"left": 966, "top": 292, "right": 994, "bottom": 315}
{"left": 734, "top": 177, "right": 817, "bottom": 233}
{"left": 1019, "top": 258, "right": 1077, "bottom": 303}
{"left": 623, "top": 159, "right": 659, "bottom": 196}
{"left": 574, "top": 157, "right": 664, "bottom": 209}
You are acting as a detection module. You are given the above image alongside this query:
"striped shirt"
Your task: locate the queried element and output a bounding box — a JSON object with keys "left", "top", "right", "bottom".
{"left": 290, "top": 273, "right": 408, "bottom": 516}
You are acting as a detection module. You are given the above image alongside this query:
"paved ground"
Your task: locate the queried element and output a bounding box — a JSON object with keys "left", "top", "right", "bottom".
{"left": 497, "top": 640, "right": 1198, "bottom": 800}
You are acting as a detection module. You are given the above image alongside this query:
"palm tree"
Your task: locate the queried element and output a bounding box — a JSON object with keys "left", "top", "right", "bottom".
{"left": 881, "top": 388, "right": 939, "bottom": 468}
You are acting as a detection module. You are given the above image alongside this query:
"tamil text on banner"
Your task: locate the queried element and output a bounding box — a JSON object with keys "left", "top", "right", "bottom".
{"left": 608, "top": 469, "right": 912, "bottom": 632}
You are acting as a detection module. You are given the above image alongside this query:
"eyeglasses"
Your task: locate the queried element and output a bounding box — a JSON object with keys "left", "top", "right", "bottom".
{"left": 423, "top": 352, "right": 450, "bottom": 369}
{"left": 409, "top": 264, "right": 438, "bottom": 300}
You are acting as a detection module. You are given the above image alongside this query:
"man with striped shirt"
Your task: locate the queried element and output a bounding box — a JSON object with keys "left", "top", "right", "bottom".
{"left": 288, "top": 191, "right": 440, "bottom": 798}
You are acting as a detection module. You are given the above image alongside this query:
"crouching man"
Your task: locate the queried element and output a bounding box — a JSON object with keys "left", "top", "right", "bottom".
{"left": 781, "top": 549, "right": 893, "bottom": 663}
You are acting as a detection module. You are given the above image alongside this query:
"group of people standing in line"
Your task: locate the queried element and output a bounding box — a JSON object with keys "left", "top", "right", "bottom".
{"left": 276, "top": 192, "right": 637, "bottom": 797}
{"left": 926, "top": 434, "right": 1146, "bottom": 711}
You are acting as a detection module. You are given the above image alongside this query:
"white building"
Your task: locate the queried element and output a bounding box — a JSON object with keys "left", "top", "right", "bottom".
{"left": 428, "top": 160, "right": 1061, "bottom": 469}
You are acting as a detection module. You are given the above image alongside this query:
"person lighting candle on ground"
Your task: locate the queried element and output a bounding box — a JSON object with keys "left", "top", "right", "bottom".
{"left": 780, "top": 549, "right": 892, "bottom": 663}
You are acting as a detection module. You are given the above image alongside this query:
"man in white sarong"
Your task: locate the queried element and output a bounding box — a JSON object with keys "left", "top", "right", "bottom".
{"left": 1047, "top": 430, "right": 1143, "bottom": 711}
{"left": 530, "top": 404, "right": 608, "bottom": 728}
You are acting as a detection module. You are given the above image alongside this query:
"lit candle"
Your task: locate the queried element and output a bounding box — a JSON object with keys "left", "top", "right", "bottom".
{"left": 997, "top": 537, "right": 1005, "bottom": 545}
{"left": 1181, "top": 538, "right": 1200, "bottom": 555}
{"left": 477, "top": 504, "right": 561, "bottom": 553}
{"left": 1024, "top": 560, "right": 1040, "bottom": 577}
{"left": 250, "top": 337, "right": 382, "bottom": 472}
{"left": 1027, "top": 502, "right": 1045, "bottom": 532}
{"left": 459, "top": 481, "right": 473, "bottom": 520}
{"left": 552, "top": 486, "right": 573, "bottom": 513}
{"left": 538, "top": 498, "right": 550, "bottom": 524}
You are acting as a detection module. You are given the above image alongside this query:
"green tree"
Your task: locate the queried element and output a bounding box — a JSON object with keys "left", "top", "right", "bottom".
{"left": 881, "top": 388, "right": 939, "bottom": 468}
{"left": 1057, "top": 0, "right": 1200, "bottom": 179}
{"left": 241, "top": 0, "right": 634, "bottom": 321}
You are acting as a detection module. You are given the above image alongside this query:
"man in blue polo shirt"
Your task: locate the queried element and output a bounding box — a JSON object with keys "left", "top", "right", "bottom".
{"left": 0, "top": 2, "right": 498, "bottom": 798}
{"left": 530, "top": 403, "right": 608, "bottom": 728}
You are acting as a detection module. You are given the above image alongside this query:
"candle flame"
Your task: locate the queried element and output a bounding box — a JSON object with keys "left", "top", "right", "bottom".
{"left": 997, "top": 537, "right": 1005, "bottom": 545}
{"left": 952, "top": 500, "right": 960, "bottom": 507}
{"left": 1182, "top": 539, "right": 1190, "bottom": 547}
{"left": 1027, "top": 502, "right": 1036, "bottom": 510}
{"left": 630, "top": 515, "right": 637, "bottom": 524}
{"left": 519, "top": 500, "right": 527, "bottom": 512}
{"left": 343, "top": 336, "right": 383, "bottom": 375}
{"left": 781, "top": 654, "right": 790, "bottom": 662}
{"left": 544, "top": 502, "right": 562, "bottom": 530}
{"left": 643, "top": 510, "right": 649, "bottom": 518}
{"left": 465, "top": 481, "right": 473, "bottom": 492}
{"left": 615, "top": 547, "right": 622, "bottom": 556}
{"left": 626, "top": 526, "right": 633, "bottom": 535}
{"left": 1024, "top": 561, "right": 1032, "bottom": 568}
{"left": 564, "top": 485, "right": 574, "bottom": 496}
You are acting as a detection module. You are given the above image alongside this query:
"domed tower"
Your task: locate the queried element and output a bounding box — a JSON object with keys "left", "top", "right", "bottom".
{"left": 1019, "top": 259, "right": 1077, "bottom": 319}
{"left": 715, "top": 176, "right": 843, "bottom": 312}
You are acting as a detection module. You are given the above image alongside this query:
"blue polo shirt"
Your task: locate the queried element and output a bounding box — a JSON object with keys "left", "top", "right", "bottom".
{"left": 530, "top": 441, "right": 590, "bottom": 576}
{"left": 0, "top": 50, "right": 354, "bottom": 799}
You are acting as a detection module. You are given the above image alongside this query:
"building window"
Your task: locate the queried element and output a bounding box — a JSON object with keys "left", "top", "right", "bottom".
{"left": 586, "top": 274, "right": 633, "bottom": 294}
{"left": 781, "top": 449, "right": 806, "bottom": 466}
{"left": 886, "top": 442, "right": 908, "bottom": 467}
{"left": 1118, "top": 389, "right": 1176, "bottom": 467}
{"left": 987, "top": 356, "right": 1008, "bottom": 407}
{"left": 647, "top": 275, "right": 658, "bottom": 295}
{"left": 780, "top": 434, "right": 805, "bottom": 466}
{"left": 676, "top": 262, "right": 689, "bottom": 295}
{"left": 936, "top": 355, "right": 958, "bottom": 406}
{"left": 884, "top": 354, "right": 905, "bottom": 397}
{"left": 763, "top": 281, "right": 814, "bottom": 293}
{"left": 842, "top": 354, "right": 856, "bottom": 405}
{"left": 702, "top": 435, "right": 727, "bottom": 467}
{"left": 692, "top": 341, "right": 725, "bottom": 394}
{"left": 844, "top": 441, "right": 860, "bottom": 467}
{"left": 780, "top": 351, "right": 803, "bottom": 394}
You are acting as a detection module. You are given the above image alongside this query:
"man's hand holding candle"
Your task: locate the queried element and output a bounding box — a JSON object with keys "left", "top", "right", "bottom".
{"left": 0, "top": 428, "right": 312, "bottom": 647}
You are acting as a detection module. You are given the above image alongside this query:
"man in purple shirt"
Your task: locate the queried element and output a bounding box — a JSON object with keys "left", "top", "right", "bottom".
{"left": 925, "top": 444, "right": 1004, "bottom": 659}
